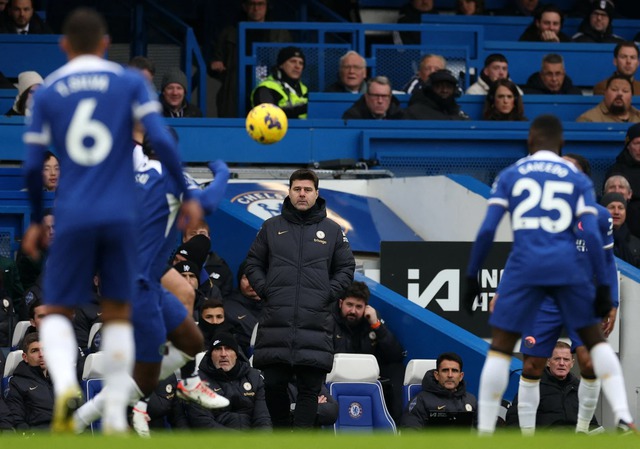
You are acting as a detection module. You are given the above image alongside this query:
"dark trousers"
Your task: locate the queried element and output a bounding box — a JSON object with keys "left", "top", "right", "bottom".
{"left": 262, "top": 364, "right": 326, "bottom": 429}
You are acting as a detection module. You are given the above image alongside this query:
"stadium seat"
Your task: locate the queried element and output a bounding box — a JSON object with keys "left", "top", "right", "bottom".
{"left": 87, "top": 322, "right": 102, "bottom": 350}
{"left": 326, "top": 353, "right": 396, "bottom": 433}
{"left": 81, "top": 352, "right": 104, "bottom": 433}
{"left": 402, "top": 358, "right": 437, "bottom": 408}
{"left": 11, "top": 320, "right": 31, "bottom": 350}
{"left": 2, "top": 349, "right": 22, "bottom": 396}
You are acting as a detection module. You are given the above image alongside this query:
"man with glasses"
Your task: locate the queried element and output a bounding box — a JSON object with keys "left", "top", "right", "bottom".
{"left": 342, "top": 76, "right": 403, "bottom": 120}
{"left": 326, "top": 51, "right": 367, "bottom": 94}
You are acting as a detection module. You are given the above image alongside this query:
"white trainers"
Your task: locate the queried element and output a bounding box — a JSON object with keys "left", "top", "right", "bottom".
{"left": 132, "top": 406, "right": 151, "bottom": 438}
{"left": 176, "top": 377, "right": 230, "bottom": 409}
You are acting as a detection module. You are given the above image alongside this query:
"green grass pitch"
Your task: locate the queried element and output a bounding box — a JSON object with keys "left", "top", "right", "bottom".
{"left": 2, "top": 430, "right": 638, "bottom": 449}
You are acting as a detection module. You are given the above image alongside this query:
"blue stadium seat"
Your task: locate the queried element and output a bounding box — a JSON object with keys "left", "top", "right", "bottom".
{"left": 402, "top": 358, "right": 437, "bottom": 408}
{"left": 326, "top": 353, "right": 396, "bottom": 433}
{"left": 81, "top": 352, "right": 104, "bottom": 433}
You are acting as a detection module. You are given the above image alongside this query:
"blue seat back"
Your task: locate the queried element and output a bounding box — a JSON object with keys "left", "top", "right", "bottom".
{"left": 328, "top": 381, "right": 396, "bottom": 433}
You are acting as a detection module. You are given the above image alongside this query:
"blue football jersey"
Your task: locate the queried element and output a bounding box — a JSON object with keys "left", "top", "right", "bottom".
{"left": 133, "top": 145, "right": 199, "bottom": 283}
{"left": 488, "top": 150, "right": 598, "bottom": 286}
{"left": 23, "top": 55, "right": 181, "bottom": 230}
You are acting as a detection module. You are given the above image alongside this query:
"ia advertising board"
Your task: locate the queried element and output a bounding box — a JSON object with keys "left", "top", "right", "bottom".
{"left": 380, "top": 242, "right": 510, "bottom": 337}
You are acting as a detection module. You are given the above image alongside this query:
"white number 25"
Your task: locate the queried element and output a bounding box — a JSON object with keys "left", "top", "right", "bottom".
{"left": 512, "top": 178, "right": 574, "bottom": 233}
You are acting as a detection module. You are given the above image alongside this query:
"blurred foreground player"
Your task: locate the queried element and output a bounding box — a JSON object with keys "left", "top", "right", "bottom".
{"left": 464, "top": 115, "right": 636, "bottom": 435}
{"left": 22, "top": 8, "right": 201, "bottom": 433}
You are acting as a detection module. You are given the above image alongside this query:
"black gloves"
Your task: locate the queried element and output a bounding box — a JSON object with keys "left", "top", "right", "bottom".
{"left": 594, "top": 285, "right": 613, "bottom": 318}
{"left": 462, "top": 276, "right": 480, "bottom": 315}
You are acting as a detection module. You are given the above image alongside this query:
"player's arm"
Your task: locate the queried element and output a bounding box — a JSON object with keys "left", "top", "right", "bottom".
{"left": 463, "top": 204, "right": 506, "bottom": 313}
{"left": 580, "top": 212, "right": 612, "bottom": 317}
{"left": 187, "top": 160, "right": 230, "bottom": 215}
{"left": 161, "top": 266, "right": 195, "bottom": 316}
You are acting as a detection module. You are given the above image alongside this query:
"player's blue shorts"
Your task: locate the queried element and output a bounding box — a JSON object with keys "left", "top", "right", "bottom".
{"left": 44, "top": 222, "right": 135, "bottom": 307}
{"left": 491, "top": 278, "right": 600, "bottom": 340}
{"left": 519, "top": 301, "right": 583, "bottom": 357}
{"left": 133, "top": 281, "right": 188, "bottom": 363}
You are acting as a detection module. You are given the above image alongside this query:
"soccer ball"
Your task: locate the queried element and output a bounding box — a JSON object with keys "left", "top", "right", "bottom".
{"left": 246, "top": 103, "right": 288, "bottom": 145}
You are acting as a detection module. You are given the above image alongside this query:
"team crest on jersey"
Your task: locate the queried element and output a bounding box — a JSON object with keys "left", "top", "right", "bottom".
{"left": 348, "top": 401, "right": 364, "bottom": 419}
{"left": 524, "top": 336, "right": 536, "bottom": 348}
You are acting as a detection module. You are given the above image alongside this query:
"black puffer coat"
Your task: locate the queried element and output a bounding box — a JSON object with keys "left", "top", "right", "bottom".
{"left": 246, "top": 197, "right": 355, "bottom": 372}
{"left": 401, "top": 368, "right": 477, "bottom": 429}
{"left": 5, "top": 362, "right": 54, "bottom": 429}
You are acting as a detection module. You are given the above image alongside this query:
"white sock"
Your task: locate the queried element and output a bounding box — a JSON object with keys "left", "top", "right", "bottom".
{"left": 517, "top": 377, "right": 540, "bottom": 435}
{"left": 133, "top": 400, "right": 148, "bottom": 413}
{"left": 590, "top": 342, "right": 633, "bottom": 424}
{"left": 159, "top": 342, "right": 193, "bottom": 380}
{"left": 40, "top": 314, "right": 80, "bottom": 395}
{"left": 576, "top": 377, "right": 600, "bottom": 433}
{"left": 101, "top": 321, "right": 135, "bottom": 432}
{"left": 477, "top": 351, "right": 512, "bottom": 434}
{"left": 74, "top": 376, "right": 143, "bottom": 430}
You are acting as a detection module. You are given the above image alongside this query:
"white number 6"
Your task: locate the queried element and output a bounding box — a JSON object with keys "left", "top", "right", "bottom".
{"left": 66, "top": 98, "right": 113, "bottom": 166}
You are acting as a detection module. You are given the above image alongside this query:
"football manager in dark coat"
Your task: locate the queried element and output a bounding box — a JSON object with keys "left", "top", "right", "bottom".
{"left": 246, "top": 168, "right": 355, "bottom": 429}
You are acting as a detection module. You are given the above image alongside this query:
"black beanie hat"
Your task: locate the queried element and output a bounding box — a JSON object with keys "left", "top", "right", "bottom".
{"left": 173, "top": 259, "right": 200, "bottom": 277}
{"left": 277, "top": 46, "right": 305, "bottom": 66}
{"left": 210, "top": 333, "right": 239, "bottom": 354}
{"left": 601, "top": 192, "right": 627, "bottom": 208}
{"left": 176, "top": 234, "right": 210, "bottom": 269}
{"left": 625, "top": 123, "right": 640, "bottom": 148}
{"left": 590, "top": 0, "right": 615, "bottom": 19}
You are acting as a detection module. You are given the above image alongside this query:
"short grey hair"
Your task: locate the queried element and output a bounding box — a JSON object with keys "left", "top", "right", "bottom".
{"left": 366, "top": 75, "right": 392, "bottom": 92}
{"left": 420, "top": 54, "right": 446, "bottom": 68}
{"left": 542, "top": 53, "right": 564, "bottom": 68}
{"left": 604, "top": 174, "right": 632, "bottom": 193}
{"left": 339, "top": 50, "right": 366, "bottom": 69}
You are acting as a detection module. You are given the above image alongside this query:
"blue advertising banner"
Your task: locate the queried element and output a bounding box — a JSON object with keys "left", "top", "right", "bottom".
{"left": 223, "top": 182, "right": 422, "bottom": 253}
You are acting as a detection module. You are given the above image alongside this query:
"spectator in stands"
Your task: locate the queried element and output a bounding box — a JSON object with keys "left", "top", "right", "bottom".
{"left": 342, "top": 76, "right": 404, "bottom": 120}
{"left": 332, "top": 281, "right": 406, "bottom": 422}
{"left": 0, "top": 0, "right": 8, "bottom": 13}
{"left": 224, "top": 260, "right": 263, "bottom": 357}
{"left": 456, "top": 0, "right": 483, "bottom": 15}
{"left": 401, "top": 352, "right": 477, "bottom": 429}
{"left": 198, "top": 298, "right": 237, "bottom": 349}
{"left": 572, "top": 0, "right": 623, "bottom": 43}
{"left": 605, "top": 125, "right": 640, "bottom": 236}
{"left": 209, "top": 0, "right": 291, "bottom": 118}
{"left": 128, "top": 55, "right": 156, "bottom": 85}
{"left": 577, "top": 74, "right": 640, "bottom": 123}
{"left": 396, "top": 0, "right": 438, "bottom": 45}
{"left": 42, "top": 151, "right": 58, "bottom": 192}
{"left": 182, "top": 220, "right": 234, "bottom": 299}
{"left": 506, "top": 341, "right": 598, "bottom": 429}
{"left": 0, "top": 0, "right": 51, "bottom": 34}
{"left": 593, "top": 42, "right": 640, "bottom": 95}
{"left": 483, "top": 79, "right": 527, "bottom": 121}
{"left": 601, "top": 192, "right": 640, "bottom": 267}
{"left": 182, "top": 333, "right": 272, "bottom": 430}
{"left": 325, "top": 50, "right": 367, "bottom": 94}
{"left": 518, "top": 5, "right": 571, "bottom": 42}
{"left": 403, "top": 54, "right": 446, "bottom": 95}
{"left": 498, "top": 0, "right": 538, "bottom": 16}
{"left": 404, "top": 69, "right": 470, "bottom": 120}
{"left": 466, "top": 53, "right": 523, "bottom": 96}
{"left": 71, "top": 277, "right": 101, "bottom": 350}
{"left": 6, "top": 333, "right": 54, "bottom": 430}
{"left": 251, "top": 46, "right": 308, "bottom": 119}
{"left": 16, "top": 208, "right": 53, "bottom": 291}
{"left": 5, "top": 70, "right": 43, "bottom": 117}
{"left": 287, "top": 382, "right": 338, "bottom": 427}
{"left": 523, "top": 54, "right": 582, "bottom": 95}
{"left": 160, "top": 68, "right": 203, "bottom": 118}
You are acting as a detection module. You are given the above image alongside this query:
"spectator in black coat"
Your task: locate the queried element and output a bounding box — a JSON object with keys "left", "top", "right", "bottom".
{"left": 333, "top": 281, "right": 405, "bottom": 421}
{"left": 604, "top": 174, "right": 640, "bottom": 238}
{"left": 506, "top": 342, "right": 599, "bottom": 430}
{"left": 396, "top": 0, "right": 438, "bottom": 45}
{"left": 5, "top": 333, "right": 54, "bottom": 430}
{"left": 160, "top": 68, "right": 203, "bottom": 118}
{"left": 342, "top": 76, "right": 404, "bottom": 120}
{"left": 518, "top": 4, "right": 571, "bottom": 42}
{"left": 601, "top": 192, "right": 640, "bottom": 267}
{"left": 182, "top": 334, "right": 272, "bottom": 430}
{"left": 401, "top": 352, "right": 477, "bottom": 429}
{"left": 572, "top": 0, "right": 623, "bottom": 43}
{"left": 523, "top": 54, "right": 583, "bottom": 95}
{"left": 404, "top": 69, "right": 469, "bottom": 120}
{"left": 0, "top": 0, "right": 51, "bottom": 34}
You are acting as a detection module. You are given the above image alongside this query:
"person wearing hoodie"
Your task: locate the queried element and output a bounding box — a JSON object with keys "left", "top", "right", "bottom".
{"left": 523, "top": 54, "right": 583, "bottom": 95}
{"left": 160, "top": 68, "right": 203, "bottom": 118}
{"left": 251, "top": 46, "right": 308, "bottom": 119}
{"left": 182, "top": 333, "right": 272, "bottom": 430}
{"left": 572, "top": 0, "right": 623, "bottom": 44}
{"left": 404, "top": 69, "right": 469, "bottom": 120}
{"left": 4, "top": 70, "right": 43, "bottom": 116}
{"left": 401, "top": 352, "right": 477, "bottom": 429}
{"left": 5, "top": 333, "right": 54, "bottom": 430}
{"left": 466, "top": 53, "right": 523, "bottom": 96}
{"left": 342, "top": 76, "right": 404, "bottom": 120}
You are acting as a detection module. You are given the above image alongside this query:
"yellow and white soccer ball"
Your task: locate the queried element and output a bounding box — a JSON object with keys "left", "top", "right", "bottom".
{"left": 246, "top": 103, "right": 288, "bottom": 145}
